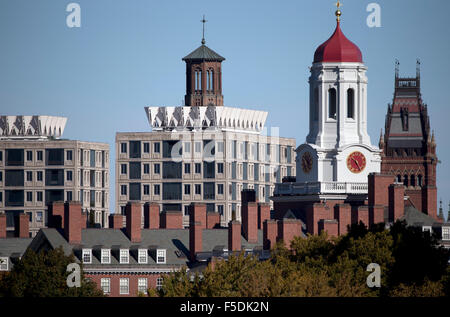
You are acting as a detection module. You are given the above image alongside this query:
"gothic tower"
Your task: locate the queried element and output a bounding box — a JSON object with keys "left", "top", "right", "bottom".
{"left": 182, "top": 16, "right": 225, "bottom": 107}
{"left": 380, "top": 61, "right": 438, "bottom": 219}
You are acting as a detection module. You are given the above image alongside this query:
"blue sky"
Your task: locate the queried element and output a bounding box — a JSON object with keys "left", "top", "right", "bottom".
{"left": 1, "top": 0, "right": 449, "bottom": 219}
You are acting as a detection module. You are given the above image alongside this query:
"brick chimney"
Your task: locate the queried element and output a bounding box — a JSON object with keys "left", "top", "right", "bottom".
{"left": 369, "top": 205, "right": 385, "bottom": 226}
{"left": 48, "top": 201, "right": 65, "bottom": 229}
{"left": 14, "top": 213, "right": 29, "bottom": 238}
{"left": 257, "top": 203, "right": 270, "bottom": 230}
{"left": 368, "top": 173, "right": 395, "bottom": 207}
{"left": 144, "top": 202, "right": 160, "bottom": 229}
{"left": 228, "top": 221, "right": 241, "bottom": 252}
{"left": 190, "top": 203, "right": 206, "bottom": 229}
{"left": 206, "top": 212, "right": 220, "bottom": 229}
{"left": 161, "top": 211, "right": 183, "bottom": 229}
{"left": 278, "top": 219, "right": 302, "bottom": 249}
{"left": 109, "top": 214, "right": 124, "bottom": 229}
{"left": 64, "top": 201, "right": 82, "bottom": 244}
{"left": 241, "top": 189, "right": 256, "bottom": 205}
{"left": 318, "top": 219, "right": 338, "bottom": 238}
{"left": 334, "top": 204, "right": 351, "bottom": 236}
{"left": 354, "top": 206, "right": 369, "bottom": 226}
{"left": 389, "top": 183, "right": 405, "bottom": 222}
{"left": 0, "top": 214, "right": 6, "bottom": 239}
{"left": 242, "top": 202, "right": 258, "bottom": 243}
{"left": 263, "top": 219, "right": 277, "bottom": 250}
{"left": 189, "top": 221, "right": 202, "bottom": 262}
{"left": 126, "top": 201, "right": 142, "bottom": 243}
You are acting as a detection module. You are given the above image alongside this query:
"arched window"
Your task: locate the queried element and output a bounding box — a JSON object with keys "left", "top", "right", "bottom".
{"left": 210, "top": 70, "right": 214, "bottom": 91}
{"left": 328, "top": 88, "right": 337, "bottom": 119}
{"left": 410, "top": 175, "right": 416, "bottom": 187}
{"left": 403, "top": 175, "right": 408, "bottom": 187}
{"left": 397, "top": 174, "right": 402, "bottom": 183}
{"left": 347, "top": 88, "right": 354, "bottom": 118}
{"left": 418, "top": 175, "right": 423, "bottom": 187}
{"left": 313, "top": 87, "right": 319, "bottom": 121}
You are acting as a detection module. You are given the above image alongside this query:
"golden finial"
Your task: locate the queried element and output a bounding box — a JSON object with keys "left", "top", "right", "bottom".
{"left": 335, "top": 1, "right": 342, "bottom": 22}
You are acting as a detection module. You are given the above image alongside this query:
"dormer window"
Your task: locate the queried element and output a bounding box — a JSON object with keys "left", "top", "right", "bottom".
{"left": 82, "top": 249, "right": 92, "bottom": 264}
{"left": 0, "top": 257, "right": 8, "bottom": 271}
{"left": 120, "top": 249, "right": 129, "bottom": 264}
{"left": 422, "top": 226, "right": 432, "bottom": 235}
{"left": 442, "top": 227, "right": 450, "bottom": 241}
{"left": 138, "top": 249, "right": 148, "bottom": 264}
{"left": 101, "top": 249, "right": 111, "bottom": 264}
{"left": 156, "top": 249, "right": 166, "bottom": 264}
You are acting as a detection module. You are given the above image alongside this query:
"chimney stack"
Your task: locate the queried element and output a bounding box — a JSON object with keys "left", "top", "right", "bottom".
{"left": 389, "top": 183, "right": 405, "bottom": 222}
{"left": 109, "top": 214, "right": 124, "bottom": 229}
{"left": 161, "top": 210, "right": 183, "bottom": 229}
{"left": 334, "top": 204, "right": 351, "bottom": 236}
{"left": 318, "top": 219, "right": 339, "bottom": 238}
{"left": 368, "top": 173, "right": 395, "bottom": 207}
{"left": 189, "top": 221, "right": 202, "bottom": 262}
{"left": 190, "top": 203, "right": 206, "bottom": 229}
{"left": 64, "top": 201, "right": 82, "bottom": 244}
{"left": 48, "top": 201, "right": 65, "bottom": 229}
{"left": 144, "top": 202, "right": 160, "bottom": 229}
{"left": 257, "top": 203, "right": 270, "bottom": 230}
{"left": 242, "top": 202, "right": 258, "bottom": 243}
{"left": 278, "top": 219, "right": 302, "bottom": 249}
{"left": 0, "top": 214, "right": 6, "bottom": 238}
{"left": 263, "top": 219, "right": 278, "bottom": 250}
{"left": 15, "top": 213, "right": 29, "bottom": 238}
{"left": 228, "top": 221, "right": 241, "bottom": 252}
{"left": 206, "top": 212, "right": 220, "bottom": 229}
{"left": 126, "top": 201, "right": 142, "bottom": 243}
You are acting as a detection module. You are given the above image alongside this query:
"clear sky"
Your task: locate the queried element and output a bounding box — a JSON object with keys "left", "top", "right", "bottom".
{"left": 1, "top": 0, "right": 449, "bottom": 219}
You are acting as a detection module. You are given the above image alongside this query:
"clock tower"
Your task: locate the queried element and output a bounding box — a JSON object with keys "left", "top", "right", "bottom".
{"left": 296, "top": 7, "right": 381, "bottom": 186}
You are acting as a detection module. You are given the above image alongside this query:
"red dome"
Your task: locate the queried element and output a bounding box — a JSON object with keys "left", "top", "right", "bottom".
{"left": 313, "top": 22, "right": 363, "bottom": 63}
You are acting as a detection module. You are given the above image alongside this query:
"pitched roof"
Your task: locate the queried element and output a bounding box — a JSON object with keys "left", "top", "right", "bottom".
{"left": 400, "top": 206, "right": 440, "bottom": 227}
{"left": 182, "top": 44, "right": 225, "bottom": 62}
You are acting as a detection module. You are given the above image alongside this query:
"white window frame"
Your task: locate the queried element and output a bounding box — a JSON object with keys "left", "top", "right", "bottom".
{"left": 101, "top": 249, "right": 111, "bottom": 264}
{"left": 138, "top": 249, "right": 148, "bottom": 264}
{"left": 100, "top": 278, "right": 110, "bottom": 294}
{"left": 120, "top": 249, "right": 129, "bottom": 264}
{"left": 82, "top": 249, "right": 92, "bottom": 264}
{"left": 0, "top": 257, "right": 8, "bottom": 271}
{"left": 442, "top": 227, "right": 450, "bottom": 241}
{"left": 138, "top": 277, "right": 148, "bottom": 294}
{"left": 156, "top": 277, "right": 163, "bottom": 290}
{"left": 156, "top": 249, "right": 166, "bottom": 264}
{"left": 422, "top": 226, "right": 432, "bottom": 234}
{"left": 119, "top": 278, "right": 129, "bottom": 295}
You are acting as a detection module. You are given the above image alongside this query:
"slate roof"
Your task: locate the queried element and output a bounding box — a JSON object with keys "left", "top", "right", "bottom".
{"left": 28, "top": 228, "right": 264, "bottom": 271}
{"left": 182, "top": 44, "right": 225, "bottom": 62}
{"left": 0, "top": 238, "right": 33, "bottom": 270}
{"left": 400, "top": 206, "right": 441, "bottom": 227}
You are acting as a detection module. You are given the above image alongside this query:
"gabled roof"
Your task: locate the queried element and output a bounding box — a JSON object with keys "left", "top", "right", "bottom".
{"left": 182, "top": 44, "right": 225, "bottom": 62}
{"left": 400, "top": 206, "right": 440, "bottom": 227}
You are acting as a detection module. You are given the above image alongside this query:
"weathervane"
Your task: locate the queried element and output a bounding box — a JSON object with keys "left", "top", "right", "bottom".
{"left": 201, "top": 15, "right": 207, "bottom": 45}
{"left": 335, "top": 1, "right": 342, "bottom": 22}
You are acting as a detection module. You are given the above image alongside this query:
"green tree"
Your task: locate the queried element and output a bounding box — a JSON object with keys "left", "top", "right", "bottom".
{"left": 0, "top": 247, "right": 104, "bottom": 297}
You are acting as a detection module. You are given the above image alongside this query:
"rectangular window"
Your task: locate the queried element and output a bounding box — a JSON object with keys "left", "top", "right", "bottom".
{"left": 66, "top": 150, "right": 73, "bottom": 161}
{"left": 217, "top": 163, "right": 224, "bottom": 174}
{"left": 36, "top": 211, "right": 43, "bottom": 222}
{"left": 163, "top": 162, "right": 182, "bottom": 179}
{"left": 129, "top": 141, "right": 141, "bottom": 159}
{"left": 442, "top": 228, "right": 450, "bottom": 241}
{"left": 184, "top": 184, "right": 191, "bottom": 195}
{"left": 154, "top": 184, "right": 160, "bottom": 195}
{"left": 129, "top": 183, "right": 141, "bottom": 201}
{"left": 119, "top": 278, "right": 129, "bottom": 295}
{"left": 184, "top": 142, "right": 191, "bottom": 153}
{"left": 0, "top": 171, "right": 2, "bottom": 182}
{"left": 143, "top": 185, "right": 150, "bottom": 195}
{"left": 0, "top": 192, "right": 2, "bottom": 202}
{"left": 157, "top": 249, "right": 166, "bottom": 264}
{"left": 217, "top": 184, "right": 224, "bottom": 195}
{"left": 162, "top": 183, "right": 182, "bottom": 200}
{"left": 143, "top": 164, "right": 150, "bottom": 174}
{"left": 143, "top": 142, "right": 150, "bottom": 153}
{"left": 184, "top": 163, "right": 191, "bottom": 174}
{"left": 26, "top": 151, "right": 33, "bottom": 161}
{"left": 154, "top": 142, "right": 160, "bottom": 153}
{"left": 154, "top": 163, "right": 160, "bottom": 174}
{"left": 195, "top": 142, "right": 201, "bottom": 153}
{"left": 138, "top": 249, "right": 148, "bottom": 264}
{"left": 0, "top": 257, "right": 8, "bottom": 271}
{"left": 120, "top": 143, "right": 127, "bottom": 153}
{"left": 66, "top": 170, "right": 73, "bottom": 181}
{"left": 67, "top": 191, "right": 73, "bottom": 201}
{"left": 37, "top": 191, "right": 43, "bottom": 202}
{"left": 101, "top": 249, "right": 111, "bottom": 264}
{"left": 120, "top": 249, "right": 129, "bottom": 264}
{"left": 0, "top": 151, "right": 2, "bottom": 161}
{"left": 26, "top": 171, "right": 32, "bottom": 182}
{"left": 37, "top": 171, "right": 43, "bottom": 181}
{"left": 138, "top": 278, "right": 148, "bottom": 294}
{"left": 156, "top": 277, "right": 163, "bottom": 290}
{"left": 82, "top": 249, "right": 92, "bottom": 264}
{"left": 129, "top": 162, "right": 141, "bottom": 179}
{"left": 26, "top": 191, "right": 32, "bottom": 202}
{"left": 195, "top": 163, "right": 201, "bottom": 174}
{"left": 217, "top": 141, "right": 224, "bottom": 153}
{"left": 120, "top": 185, "right": 127, "bottom": 196}
{"left": 195, "top": 184, "right": 201, "bottom": 195}
{"left": 37, "top": 151, "right": 43, "bottom": 161}
{"left": 6, "top": 149, "right": 24, "bottom": 166}
{"left": 101, "top": 278, "right": 110, "bottom": 294}
{"left": 218, "top": 205, "right": 224, "bottom": 216}
{"left": 46, "top": 149, "right": 64, "bottom": 166}
{"left": 121, "top": 164, "right": 127, "bottom": 175}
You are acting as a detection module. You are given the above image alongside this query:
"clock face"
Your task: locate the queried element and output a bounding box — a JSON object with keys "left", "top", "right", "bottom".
{"left": 346, "top": 151, "right": 366, "bottom": 173}
{"left": 301, "top": 152, "right": 313, "bottom": 174}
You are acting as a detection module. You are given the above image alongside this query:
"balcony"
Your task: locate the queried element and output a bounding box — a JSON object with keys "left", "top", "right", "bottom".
{"left": 274, "top": 181, "right": 368, "bottom": 196}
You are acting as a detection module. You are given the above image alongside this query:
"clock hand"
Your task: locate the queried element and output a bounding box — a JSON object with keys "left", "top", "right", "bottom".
{"left": 352, "top": 157, "right": 361, "bottom": 170}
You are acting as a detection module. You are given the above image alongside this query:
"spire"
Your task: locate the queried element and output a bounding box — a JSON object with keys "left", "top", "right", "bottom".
{"left": 416, "top": 58, "right": 421, "bottom": 78}
{"left": 431, "top": 130, "right": 435, "bottom": 145}
{"left": 201, "top": 15, "right": 207, "bottom": 45}
{"left": 335, "top": 1, "right": 342, "bottom": 22}
{"left": 378, "top": 129, "right": 384, "bottom": 148}
{"left": 395, "top": 59, "right": 400, "bottom": 79}
{"left": 438, "top": 199, "right": 444, "bottom": 221}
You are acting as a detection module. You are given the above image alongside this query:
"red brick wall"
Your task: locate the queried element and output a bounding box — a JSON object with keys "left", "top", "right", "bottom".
{"left": 0, "top": 214, "right": 6, "bottom": 239}
{"left": 318, "top": 219, "right": 338, "bottom": 238}
{"left": 190, "top": 203, "right": 206, "bottom": 229}
{"left": 189, "top": 221, "right": 202, "bottom": 261}
{"left": 161, "top": 211, "right": 183, "bottom": 229}
{"left": 389, "top": 184, "right": 405, "bottom": 222}
{"left": 368, "top": 173, "right": 395, "bottom": 207}
{"left": 15, "top": 213, "right": 29, "bottom": 238}
{"left": 64, "top": 202, "right": 82, "bottom": 244}
{"left": 278, "top": 219, "right": 302, "bottom": 249}
{"left": 263, "top": 220, "right": 278, "bottom": 250}
{"left": 354, "top": 206, "right": 369, "bottom": 227}
{"left": 228, "top": 221, "right": 241, "bottom": 252}
{"left": 206, "top": 212, "right": 220, "bottom": 229}
{"left": 110, "top": 214, "right": 124, "bottom": 229}
{"left": 126, "top": 202, "right": 142, "bottom": 243}
{"left": 306, "top": 203, "right": 334, "bottom": 235}
{"left": 49, "top": 201, "right": 65, "bottom": 229}
{"left": 369, "top": 205, "right": 385, "bottom": 226}
{"left": 423, "top": 186, "right": 437, "bottom": 220}
{"left": 257, "top": 203, "right": 270, "bottom": 230}
{"left": 242, "top": 202, "right": 258, "bottom": 243}
{"left": 144, "top": 202, "right": 160, "bottom": 229}
{"left": 334, "top": 204, "right": 351, "bottom": 236}
{"left": 87, "top": 273, "right": 161, "bottom": 297}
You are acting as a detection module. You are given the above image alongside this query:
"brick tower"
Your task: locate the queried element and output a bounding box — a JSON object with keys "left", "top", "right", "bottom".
{"left": 380, "top": 60, "right": 438, "bottom": 219}
{"left": 182, "top": 16, "right": 225, "bottom": 107}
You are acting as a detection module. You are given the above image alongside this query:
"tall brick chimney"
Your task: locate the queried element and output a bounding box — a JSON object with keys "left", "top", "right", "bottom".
{"left": 278, "top": 219, "right": 302, "bottom": 249}
{"left": 64, "top": 201, "right": 82, "bottom": 244}
{"left": 161, "top": 211, "right": 183, "bottom": 229}
{"left": 368, "top": 173, "right": 395, "bottom": 207}
{"left": 0, "top": 214, "right": 6, "bottom": 239}
{"left": 109, "top": 214, "right": 124, "bottom": 229}
{"left": 389, "top": 183, "right": 405, "bottom": 222}
{"left": 126, "top": 201, "right": 142, "bottom": 243}
{"left": 257, "top": 203, "right": 270, "bottom": 230}
{"left": 190, "top": 203, "right": 206, "bottom": 229}
{"left": 228, "top": 221, "right": 241, "bottom": 252}
{"left": 334, "top": 204, "right": 351, "bottom": 236}
{"left": 15, "top": 213, "right": 29, "bottom": 238}
{"left": 318, "top": 219, "right": 338, "bottom": 238}
{"left": 206, "top": 212, "right": 220, "bottom": 229}
{"left": 144, "top": 202, "right": 160, "bottom": 229}
{"left": 242, "top": 202, "right": 258, "bottom": 243}
{"left": 48, "top": 201, "right": 65, "bottom": 229}
{"left": 189, "top": 221, "right": 202, "bottom": 262}
{"left": 263, "top": 219, "right": 277, "bottom": 250}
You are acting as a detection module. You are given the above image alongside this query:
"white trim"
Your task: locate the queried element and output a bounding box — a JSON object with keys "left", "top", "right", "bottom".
{"left": 101, "top": 249, "right": 111, "bottom": 264}
{"left": 82, "top": 249, "right": 92, "bottom": 264}
{"left": 156, "top": 249, "right": 166, "bottom": 264}
{"left": 138, "top": 249, "right": 148, "bottom": 264}
{"left": 0, "top": 257, "right": 8, "bottom": 271}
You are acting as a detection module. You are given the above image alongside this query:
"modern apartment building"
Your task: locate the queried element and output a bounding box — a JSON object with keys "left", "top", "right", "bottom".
{"left": 116, "top": 33, "right": 296, "bottom": 227}
{"left": 0, "top": 115, "right": 110, "bottom": 236}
